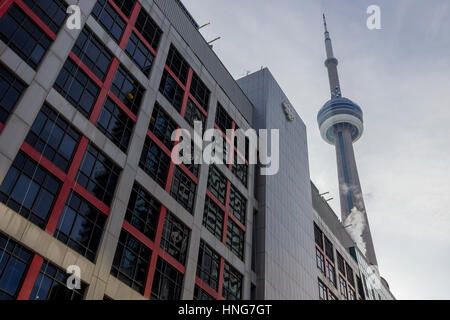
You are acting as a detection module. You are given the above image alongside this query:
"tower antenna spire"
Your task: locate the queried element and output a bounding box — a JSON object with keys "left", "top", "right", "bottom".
{"left": 323, "top": 13, "right": 328, "bottom": 33}
{"left": 322, "top": 14, "right": 341, "bottom": 98}
{"left": 317, "top": 15, "right": 379, "bottom": 266}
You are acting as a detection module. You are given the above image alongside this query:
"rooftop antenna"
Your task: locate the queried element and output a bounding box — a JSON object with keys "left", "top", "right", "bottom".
{"left": 198, "top": 21, "right": 210, "bottom": 29}
{"left": 207, "top": 36, "right": 221, "bottom": 45}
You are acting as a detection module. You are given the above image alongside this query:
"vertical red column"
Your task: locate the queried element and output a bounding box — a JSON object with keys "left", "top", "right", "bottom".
{"left": 45, "top": 136, "right": 89, "bottom": 233}
{"left": 16, "top": 254, "right": 43, "bottom": 300}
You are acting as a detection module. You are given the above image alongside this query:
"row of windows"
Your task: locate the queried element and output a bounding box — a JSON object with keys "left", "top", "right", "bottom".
{"left": 54, "top": 58, "right": 100, "bottom": 118}
{"left": 77, "top": 144, "right": 121, "bottom": 206}
{"left": 55, "top": 191, "right": 107, "bottom": 262}
{"left": 149, "top": 103, "right": 177, "bottom": 150}
{"left": 25, "top": 104, "right": 81, "bottom": 172}
{"left": 23, "top": 0, "right": 67, "bottom": 34}
{"left": 318, "top": 280, "right": 337, "bottom": 300}
{"left": 202, "top": 196, "right": 223, "bottom": 241}
{"left": 111, "top": 65, "right": 145, "bottom": 115}
{"left": 159, "top": 70, "right": 184, "bottom": 112}
{"left": 0, "top": 151, "right": 62, "bottom": 228}
{"left": 315, "top": 224, "right": 358, "bottom": 298}
{"left": 170, "top": 167, "right": 196, "bottom": 214}
{"left": 139, "top": 136, "right": 170, "bottom": 188}
{"left": 0, "top": 64, "right": 26, "bottom": 126}
{"left": 189, "top": 73, "right": 210, "bottom": 111}
{"left": 72, "top": 27, "right": 113, "bottom": 81}
{"left": 125, "top": 183, "right": 161, "bottom": 241}
{"left": 226, "top": 219, "right": 244, "bottom": 260}
{"left": 30, "top": 261, "right": 87, "bottom": 300}
{"left": 205, "top": 166, "right": 246, "bottom": 260}
{"left": 0, "top": 4, "right": 52, "bottom": 69}
{"left": 196, "top": 240, "right": 243, "bottom": 300}
{"left": 112, "top": 0, "right": 136, "bottom": 17}
{"left": 135, "top": 8, "right": 162, "bottom": 51}
{"left": 97, "top": 97, "right": 135, "bottom": 152}
{"left": 166, "top": 45, "right": 189, "bottom": 85}
{"left": 207, "top": 165, "right": 227, "bottom": 204}
{"left": 0, "top": 232, "right": 87, "bottom": 300}
{"left": 125, "top": 32, "right": 154, "bottom": 76}
{"left": 92, "top": 0, "right": 126, "bottom": 42}
{"left": 215, "top": 104, "right": 249, "bottom": 187}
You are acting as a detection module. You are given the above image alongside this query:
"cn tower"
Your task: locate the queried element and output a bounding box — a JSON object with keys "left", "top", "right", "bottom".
{"left": 317, "top": 15, "right": 378, "bottom": 266}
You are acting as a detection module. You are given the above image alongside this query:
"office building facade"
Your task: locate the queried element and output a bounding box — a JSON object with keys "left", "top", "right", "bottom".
{"left": 0, "top": 0, "right": 393, "bottom": 300}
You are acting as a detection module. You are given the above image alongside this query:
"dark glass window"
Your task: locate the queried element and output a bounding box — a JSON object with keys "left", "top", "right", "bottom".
{"left": 226, "top": 220, "right": 244, "bottom": 260}
{"left": 0, "top": 64, "right": 26, "bottom": 125}
{"left": 170, "top": 167, "right": 196, "bottom": 214}
{"left": 25, "top": 104, "right": 81, "bottom": 172}
{"left": 346, "top": 264, "right": 355, "bottom": 287}
{"left": 30, "top": 261, "right": 87, "bottom": 300}
{"left": 318, "top": 280, "right": 327, "bottom": 300}
{"left": 196, "top": 240, "right": 220, "bottom": 291}
{"left": 159, "top": 70, "right": 184, "bottom": 112}
{"left": 149, "top": 103, "right": 177, "bottom": 150}
{"left": 314, "top": 223, "right": 323, "bottom": 248}
{"left": 183, "top": 142, "right": 200, "bottom": 178}
{"left": 165, "top": 45, "right": 189, "bottom": 84}
{"left": 0, "top": 151, "right": 61, "bottom": 228}
{"left": 356, "top": 276, "right": 365, "bottom": 300}
{"left": 327, "top": 261, "right": 336, "bottom": 287}
{"left": 324, "top": 236, "right": 334, "bottom": 260}
{"left": 189, "top": 73, "right": 210, "bottom": 110}
{"left": 23, "top": 0, "right": 67, "bottom": 34}
{"left": 337, "top": 252, "right": 345, "bottom": 274}
{"left": 125, "top": 32, "right": 154, "bottom": 76}
{"left": 54, "top": 59, "right": 100, "bottom": 118}
{"left": 207, "top": 166, "right": 227, "bottom": 204}
{"left": 0, "top": 233, "right": 32, "bottom": 300}
{"left": 135, "top": 9, "right": 162, "bottom": 50}
{"left": 348, "top": 288, "right": 356, "bottom": 300}
{"left": 160, "top": 212, "right": 190, "bottom": 265}
{"left": 316, "top": 248, "right": 324, "bottom": 273}
{"left": 72, "top": 27, "right": 113, "bottom": 81}
{"left": 184, "top": 99, "right": 206, "bottom": 131}
{"left": 112, "top": 0, "right": 136, "bottom": 17}
{"left": 111, "top": 230, "right": 151, "bottom": 294}
{"left": 222, "top": 262, "right": 242, "bottom": 300}
{"left": 229, "top": 185, "right": 246, "bottom": 225}
{"left": 194, "top": 285, "right": 214, "bottom": 300}
{"left": 215, "top": 103, "right": 233, "bottom": 133}
{"left": 111, "top": 65, "right": 145, "bottom": 115}
{"left": 77, "top": 144, "right": 121, "bottom": 206}
{"left": 97, "top": 98, "right": 134, "bottom": 152}
{"left": 151, "top": 258, "right": 183, "bottom": 300}
{"left": 125, "top": 183, "right": 161, "bottom": 241}
{"left": 54, "top": 191, "right": 107, "bottom": 262}
{"left": 92, "top": 0, "right": 126, "bottom": 42}
{"left": 339, "top": 276, "right": 347, "bottom": 299}
{"left": 202, "top": 196, "right": 223, "bottom": 241}
{"left": 0, "top": 4, "right": 52, "bottom": 69}
{"left": 139, "top": 136, "right": 170, "bottom": 188}
{"left": 231, "top": 153, "right": 248, "bottom": 187}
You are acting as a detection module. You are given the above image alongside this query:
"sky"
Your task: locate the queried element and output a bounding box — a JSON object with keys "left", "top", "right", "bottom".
{"left": 183, "top": 0, "right": 450, "bottom": 300}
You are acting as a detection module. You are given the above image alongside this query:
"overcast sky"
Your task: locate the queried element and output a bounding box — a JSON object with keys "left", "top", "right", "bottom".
{"left": 183, "top": 0, "right": 450, "bottom": 299}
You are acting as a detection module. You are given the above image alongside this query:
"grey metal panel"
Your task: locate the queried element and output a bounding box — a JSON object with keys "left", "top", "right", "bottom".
{"left": 153, "top": 0, "right": 254, "bottom": 123}
{"left": 238, "top": 69, "right": 317, "bottom": 299}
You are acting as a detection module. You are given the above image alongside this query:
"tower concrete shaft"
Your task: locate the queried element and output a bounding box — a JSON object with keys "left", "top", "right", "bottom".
{"left": 319, "top": 15, "right": 378, "bottom": 266}
{"left": 334, "top": 124, "right": 378, "bottom": 266}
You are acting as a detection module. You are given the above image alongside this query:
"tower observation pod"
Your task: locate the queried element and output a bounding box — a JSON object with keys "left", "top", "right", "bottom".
{"left": 317, "top": 14, "right": 378, "bottom": 266}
